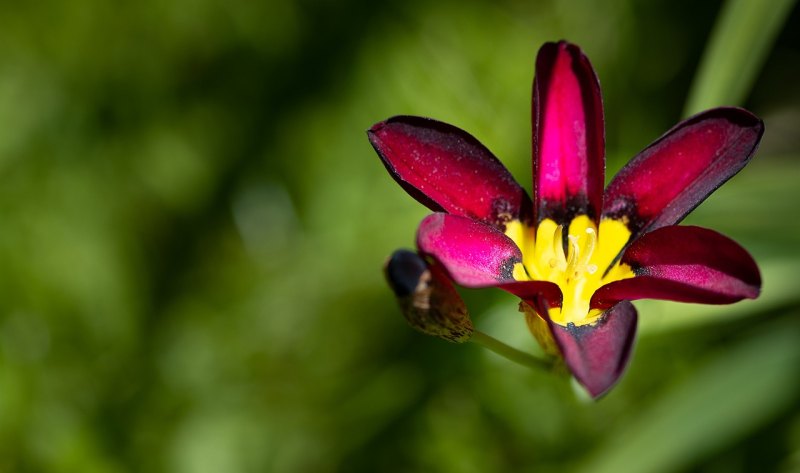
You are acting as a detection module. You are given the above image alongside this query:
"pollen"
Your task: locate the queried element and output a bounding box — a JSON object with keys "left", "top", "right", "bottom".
{"left": 505, "top": 216, "right": 635, "bottom": 326}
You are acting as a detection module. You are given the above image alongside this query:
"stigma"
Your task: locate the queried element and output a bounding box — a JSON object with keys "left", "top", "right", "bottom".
{"left": 506, "top": 215, "right": 634, "bottom": 326}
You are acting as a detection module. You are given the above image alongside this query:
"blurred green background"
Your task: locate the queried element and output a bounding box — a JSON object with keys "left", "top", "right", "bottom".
{"left": 0, "top": 0, "right": 799, "bottom": 471}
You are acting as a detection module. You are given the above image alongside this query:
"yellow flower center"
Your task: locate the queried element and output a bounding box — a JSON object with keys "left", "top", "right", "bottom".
{"left": 505, "top": 215, "right": 635, "bottom": 326}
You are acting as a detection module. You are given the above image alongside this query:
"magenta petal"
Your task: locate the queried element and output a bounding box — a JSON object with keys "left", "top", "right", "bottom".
{"left": 603, "top": 107, "right": 763, "bottom": 237}
{"left": 533, "top": 41, "right": 605, "bottom": 224}
{"left": 499, "top": 280, "right": 563, "bottom": 309}
{"left": 592, "top": 225, "right": 761, "bottom": 308}
{"left": 545, "top": 301, "right": 637, "bottom": 398}
{"left": 416, "top": 213, "right": 523, "bottom": 287}
{"left": 368, "top": 116, "right": 532, "bottom": 228}
{"left": 416, "top": 213, "right": 562, "bottom": 300}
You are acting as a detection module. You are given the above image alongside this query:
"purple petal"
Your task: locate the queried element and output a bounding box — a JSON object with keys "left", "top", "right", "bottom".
{"left": 603, "top": 107, "right": 763, "bottom": 238}
{"left": 592, "top": 225, "right": 761, "bottom": 308}
{"left": 539, "top": 300, "right": 638, "bottom": 398}
{"left": 533, "top": 41, "right": 605, "bottom": 224}
{"left": 416, "top": 213, "right": 523, "bottom": 286}
{"left": 368, "top": 116, "right": 532, "bottom": 228}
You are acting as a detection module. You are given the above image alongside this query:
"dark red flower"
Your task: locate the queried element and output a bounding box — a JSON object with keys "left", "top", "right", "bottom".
{"left": 369, "top": 41, "right": 763, "bottom": 398}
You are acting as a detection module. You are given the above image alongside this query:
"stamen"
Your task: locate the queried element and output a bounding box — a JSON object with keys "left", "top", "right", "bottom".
{"left": 552, "top": 225, "right": 565, "bottom": 260}
{"left": 560, "top": 226, "right": 599, "bottom": 281}
{"left": 526, "top": 217, "right": 636, "bottom": 327}
{"left": 578, "top": 228, "right": 597, "bottom": 268}
{"left": 566, "top": 234, "right": 580, "bottom": 278}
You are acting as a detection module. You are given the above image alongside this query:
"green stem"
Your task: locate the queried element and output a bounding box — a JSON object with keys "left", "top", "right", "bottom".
{"left": 470, "top": 330, "right": 553, "bottom": 371}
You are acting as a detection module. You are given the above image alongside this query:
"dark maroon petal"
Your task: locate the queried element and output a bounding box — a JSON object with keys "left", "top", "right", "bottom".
{"left": 498, "top": 280, "right": 563, "bottom": 309}
{"left": 591, "top": 225, "right": 761, "bottom": 308}
{"left": 603, "top": 107, "right": 763, "bottom": 238}
{"left": 539, "top": 300, "right": 637, "bottom": 398}
{"left": 532, "top": 41, "right": 605, "bottom": 224}
{"left": 416, "top": 213, "right": 523, "bottom": 287}
{"left": 368, "top": 116, "right": 532, "bottom": 228}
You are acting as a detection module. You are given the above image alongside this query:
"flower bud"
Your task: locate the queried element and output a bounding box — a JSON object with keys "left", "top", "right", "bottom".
{"left": 384, "top": 249, "right": 473, "bottom": 343}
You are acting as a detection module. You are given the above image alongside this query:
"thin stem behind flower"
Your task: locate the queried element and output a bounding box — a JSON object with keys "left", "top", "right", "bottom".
{"left": 470, "top": 330, "right": 554, "bottom": 372}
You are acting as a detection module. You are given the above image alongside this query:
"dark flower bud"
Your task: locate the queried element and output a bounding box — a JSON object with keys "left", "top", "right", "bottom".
{"left": 384, "top": 249, "right": 473, "bottom": 343}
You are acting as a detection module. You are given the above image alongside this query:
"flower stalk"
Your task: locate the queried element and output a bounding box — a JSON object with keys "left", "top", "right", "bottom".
{"left": 470, "top": 330, "right": 554, "bottom": 371}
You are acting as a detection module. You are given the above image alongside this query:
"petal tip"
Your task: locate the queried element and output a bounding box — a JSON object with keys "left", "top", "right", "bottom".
{"left": 709, "top": 106, "right": 763, "bottom": 127}
{"left": 540, "top": 39, "right": 579, "bottom": 53}
{"left": 546, "top": 302, "right": 638, "bottom": 399}
{"left": 367, "top": 115, "right": 421, "bottom": 139}
{"left": 366, "top": 125, "right": 381, "bottom": 139}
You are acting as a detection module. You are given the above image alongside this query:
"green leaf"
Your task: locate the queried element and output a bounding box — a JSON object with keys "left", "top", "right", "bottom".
{"left": 683, "top": 0, "right": 796, "bottom": 116}
{"left": 576, "top": 318, "right": 800, "bottom": 473}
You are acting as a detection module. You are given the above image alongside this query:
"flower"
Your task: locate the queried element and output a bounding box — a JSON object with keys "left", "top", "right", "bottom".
{"left": 368, "top": 41, "right": 763, "bottom": 398}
